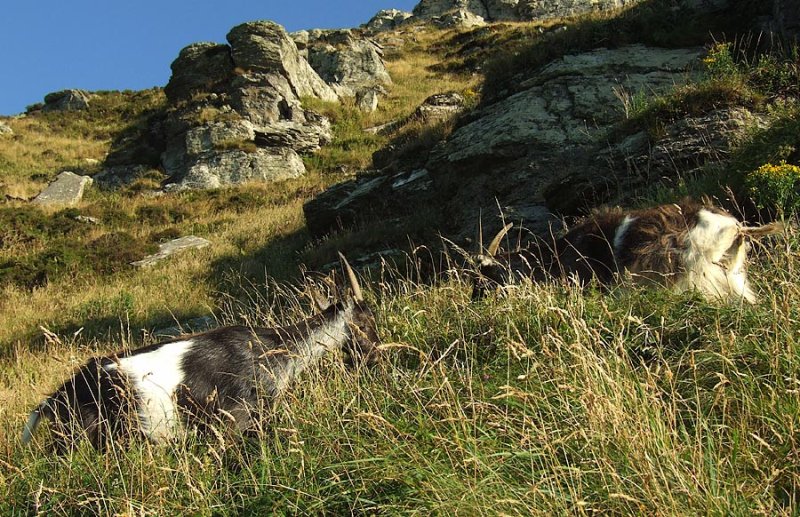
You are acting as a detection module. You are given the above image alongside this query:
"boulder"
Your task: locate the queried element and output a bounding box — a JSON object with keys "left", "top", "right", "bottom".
{"left": 433, "top": 9, "right": 486, "bottom": 28}
{"left": 304, "top": 169, "right": 434, "bottom": 236}
{"left": 306, "top": 31, "right": 392, "bottom": 98}
{"left": 356, "top": 88, "right": 381, "bottom": 112}
{"left": 254, "top": 116, "right": 332, "bottom": 153}
{"left": 164, "top": 43, "right": 234, "bottom": 102}
{"left": 165, "top": 148, "right": 305, "bottom": 191}
{"left": 227, "top": 21, "right": 337, "bottom": 102}
{"left": 364, "top": 9, "right": 413, "bottom": 32}
{"left": 131, "top": 236, "right": 211, "bottom": 268}
{"left": 42, "top": 90, "right": 92, "bottom": 112}
{"left": 414, "top": 92, "right": 466, "bottom": 122}
{"left": 32, "top": 171, "right": 93, "bottom": 206}
{"left": 609, "top": 108, "right": 767, "bottom": 180}
{"left": 0, "top": 122, "right": 12, "bottom": 136}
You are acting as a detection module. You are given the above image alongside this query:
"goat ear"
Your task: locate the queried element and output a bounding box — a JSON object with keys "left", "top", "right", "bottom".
{"left": 338, "top": 252, "right": 364, "bottom": 302}
{"left": 310, "top": 286, "right": 332, "bottom": 311}
{"left": 740, "top": 221, "right": 784, "bottom": 238}
{"left": 487, "top": 223, "right": 513, "bottom": 257}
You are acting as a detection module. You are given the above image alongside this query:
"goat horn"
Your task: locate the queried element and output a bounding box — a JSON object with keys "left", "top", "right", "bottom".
{"left": 477, "top": 218, "right": 484, "bottom": 254}
{"left": 487, "top": 223, "right": 513, "bottom": 257}
{"left": 338, "top": 252, "right": 364, "bottom": 302}
{"left": 740, "top": 222, "right": 784, "bottom": 238}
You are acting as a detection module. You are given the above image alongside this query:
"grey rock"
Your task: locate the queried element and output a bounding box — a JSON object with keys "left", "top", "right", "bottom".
{"left": 364, "top": 9, "right": 413, "bottom": 32}
{"left": 164, "top": 43, "right": 234, "bottom": 102}
{"left": 227, "top": 21, "right": 337, "bottom": 102}
{"left": 356, "top": 87, "right": 381, "bottom": 112}
{"left": 433, "top": 9, "right": 487, "bottom": 28}
{"left": 42, "top": 90, "right": 92, "bottom": 112}
{"left": 167, "top": 147, "right": 305, "bottom": 190}
{"left": 413, "top": 0, "right": 489, "bottom": 19}
{"left": 431, "top": 45, "right": 702, "bottom": 173}
{"left": 74, "top": 215, "right": 100, "bottom": 224}
{"left": 156, "top": 19, "right": 340, "bottom": 191}
{"left": 415, "top": 92, "right": 466, "bottom": 122}
{"left": 612, "top": 108, "right": 767, "bottom": 180}
{"left": 307, "top": 33, "right": 391, "bottom": 97}
{"left": 304, "top": 168, "right": 436, "bottom": 237}
{"left": 254, "top": 116, "right": 332, "bottom": 153}
{"left": 364, "top": 92, "right": 465, "bottom": 136}
{"left": 0, "top": 122, "right": 12, "bottom": 136}
{"left": 32, "top": 171, "right": 93, "bottom": 206}
{"left": 131, "top": 236, "right": 211, "bottom": 268}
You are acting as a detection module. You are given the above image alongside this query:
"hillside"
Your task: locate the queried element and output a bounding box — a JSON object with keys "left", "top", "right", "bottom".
{"left": 1, "top": 0, "right": 799, "bottom": 514}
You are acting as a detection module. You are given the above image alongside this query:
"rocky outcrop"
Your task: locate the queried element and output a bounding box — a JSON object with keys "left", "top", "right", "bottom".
{"left": 412, "top": 0, "right": 632, "bottom": 24}
{"left": 32, "top": 171, "right": 93, "bottom": 206}
{"left": 304, "top": 169, "right": 434, "bottom": 236}
{"left": 605, "top": 107, "right": 766, "bottom": 183}
{"left": 430, "top": 46, "right": 702, "bottom": 173}
{"left": 306, "top": 45, "right": 708, "bottom": 242}
{"left": 306, "top": 30, "right": 392, "bottom": 99}
{"left": 102, "top": 19, "right": 394, "bottom": 190}
{"left": 364, "top": 9, "right": 413, "bottom": 33}
{"left": 158, "top": 20, "right": 337, "bottom": 190}
{"left": 42, "top": 90, "right": 92, "bottom": 112}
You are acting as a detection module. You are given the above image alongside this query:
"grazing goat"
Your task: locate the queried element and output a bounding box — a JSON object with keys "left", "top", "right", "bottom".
{"left": 473, "top": 200, "right": 782, "bottom": 303}
{"left": 22, "top": 254, "right": 380, "bottom": 450}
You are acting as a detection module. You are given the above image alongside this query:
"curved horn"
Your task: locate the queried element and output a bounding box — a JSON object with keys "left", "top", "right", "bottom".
{"left": 338, "top": 252, "right": 364, "bottom": 302}
{"left": 487, "top": 223, "right": 513, "bottom": 257}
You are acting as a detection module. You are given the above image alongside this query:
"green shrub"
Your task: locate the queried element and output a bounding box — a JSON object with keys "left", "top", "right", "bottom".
{"left": 746, "top": 160, "right": 800, "bottom": 215}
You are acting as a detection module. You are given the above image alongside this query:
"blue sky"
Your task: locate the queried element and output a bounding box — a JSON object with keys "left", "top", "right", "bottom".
{"left": 0, "top": 1, "right": 418, "bottom": 115}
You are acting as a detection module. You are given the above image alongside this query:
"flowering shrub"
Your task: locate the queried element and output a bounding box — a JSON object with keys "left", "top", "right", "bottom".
{"left": 703, "top": 42, "right": 739, "bottom": 79}
{"left": 746, "top": 161, "right": 800, "bottom": 215}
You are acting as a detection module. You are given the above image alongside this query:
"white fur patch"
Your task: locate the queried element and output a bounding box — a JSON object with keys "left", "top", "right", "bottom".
{"left": 682, "top": 209, "right": 753, "bottom": 302}
{"left": 107, "top": 340, "right": 192, "bottom": 442}
{"left": 613, "top": 215, "right": 636, "bottom": 254}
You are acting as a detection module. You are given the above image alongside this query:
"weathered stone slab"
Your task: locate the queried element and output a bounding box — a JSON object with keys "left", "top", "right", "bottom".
{"left": 32, "top": 171, "right": 93, "bottom": 206}
{"left": 131, "top": 236, "right": 211, "bottom": 268}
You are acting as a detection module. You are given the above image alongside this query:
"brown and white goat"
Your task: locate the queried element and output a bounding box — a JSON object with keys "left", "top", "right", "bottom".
{"left": 22, "top": 254, "right": 380, "bottom": 450}
{"left": 473, "top": 200, "right": 782, "bottom": 302}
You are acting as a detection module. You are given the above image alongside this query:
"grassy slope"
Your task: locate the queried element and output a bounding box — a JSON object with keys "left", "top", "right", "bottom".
{"left": 1, "top": 9, "right": 799, "bottom": 515}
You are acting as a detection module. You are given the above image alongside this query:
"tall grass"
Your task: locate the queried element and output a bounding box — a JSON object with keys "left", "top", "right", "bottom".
{"left": 1, "top": 226, "right": 798, "bottom": 514}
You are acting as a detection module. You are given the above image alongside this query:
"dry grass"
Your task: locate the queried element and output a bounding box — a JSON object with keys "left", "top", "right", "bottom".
{"left": 1, "top": 230, "right": 798, "bottom": 514}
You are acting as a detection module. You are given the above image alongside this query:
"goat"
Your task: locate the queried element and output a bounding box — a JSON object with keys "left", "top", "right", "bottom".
{"left": 22, "top": 254, "right": 380, "bottom": 451}
{"left": 473, "top": 200, "right": 783, "bottom": 303}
